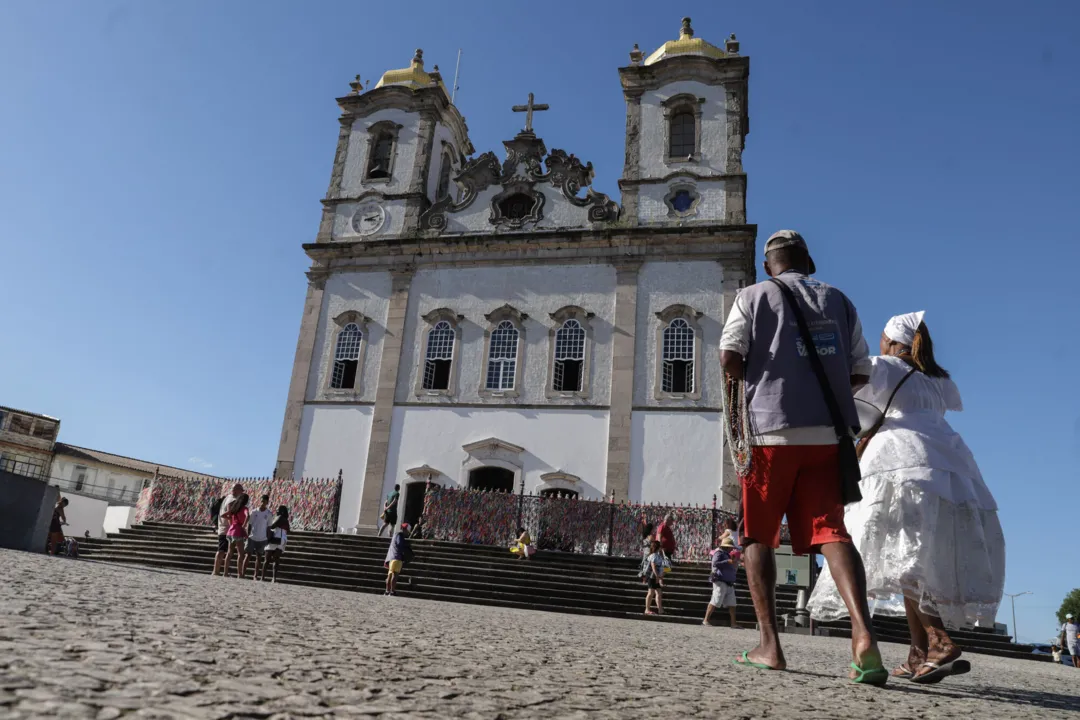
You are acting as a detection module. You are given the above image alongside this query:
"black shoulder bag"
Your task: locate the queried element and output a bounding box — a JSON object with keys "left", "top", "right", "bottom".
{"left": 768, "top": 278, "right": 863, "bottom": 505}
{"left": 855, "top": 366, "right": 917, "bottom": 460}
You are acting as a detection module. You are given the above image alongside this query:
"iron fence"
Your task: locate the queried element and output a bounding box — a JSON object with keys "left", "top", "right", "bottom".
{"left": 420, "top": 484, "right": 763, "bottom": 562}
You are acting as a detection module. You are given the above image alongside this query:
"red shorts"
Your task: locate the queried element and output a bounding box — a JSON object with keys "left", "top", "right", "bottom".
{"left": 741, "top": 445, "right": 851, "bottom": 555}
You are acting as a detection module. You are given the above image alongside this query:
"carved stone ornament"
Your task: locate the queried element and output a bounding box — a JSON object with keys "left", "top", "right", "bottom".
{"left": 489, "top": 181, "right": 545, "bottom": 229}
{"left": 419, "top": 151, "right": 502, "bottom": 230}
{"left": 419, "top": 131, "right": 620, "bottom": 231}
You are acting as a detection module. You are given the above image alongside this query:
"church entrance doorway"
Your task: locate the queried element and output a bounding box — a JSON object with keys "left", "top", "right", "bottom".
{"left": 402, "top": 483, "right": 426, "bottom": 529}
{"left": 468, "top": 466, "right": 515, "bottom": 494}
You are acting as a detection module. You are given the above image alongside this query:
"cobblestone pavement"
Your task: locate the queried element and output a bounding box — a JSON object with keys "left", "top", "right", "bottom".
{"left": 1, "top": 550, "right": 1077, "bottom": 719}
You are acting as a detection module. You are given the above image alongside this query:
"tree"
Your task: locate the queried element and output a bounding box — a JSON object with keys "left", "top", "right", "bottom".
{"left": 1056, "top": 588, "right": 1080, "bottom": 627}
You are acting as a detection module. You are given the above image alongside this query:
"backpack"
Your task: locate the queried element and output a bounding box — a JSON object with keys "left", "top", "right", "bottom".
{"left": 210, "top": 496, "right": 225, "bottom": 525}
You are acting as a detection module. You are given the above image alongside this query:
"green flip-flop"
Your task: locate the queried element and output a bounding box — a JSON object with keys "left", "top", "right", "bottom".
{"left": 733, "top": 650, "right": 776, "bottom": 670}
{"left": 850, "top": 661, "right": 889, "bottom": 686}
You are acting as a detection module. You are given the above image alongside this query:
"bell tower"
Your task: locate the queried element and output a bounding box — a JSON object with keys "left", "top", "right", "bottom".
{"left": 618, "top": 18, "right": 749, "bottom": 227}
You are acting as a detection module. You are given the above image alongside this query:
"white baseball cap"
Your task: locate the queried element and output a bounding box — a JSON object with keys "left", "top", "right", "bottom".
{"left": 1068, "top": 613, "right": 1074, "bottom": 619}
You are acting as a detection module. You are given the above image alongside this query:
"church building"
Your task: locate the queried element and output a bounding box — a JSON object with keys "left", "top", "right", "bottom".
{"left": 274, "top": 18, "right": 756, "bottom": 533}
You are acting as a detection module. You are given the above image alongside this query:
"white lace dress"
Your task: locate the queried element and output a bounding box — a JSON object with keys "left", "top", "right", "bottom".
{"left": 807, "top": 355, "right": 1005, "bottom": 629}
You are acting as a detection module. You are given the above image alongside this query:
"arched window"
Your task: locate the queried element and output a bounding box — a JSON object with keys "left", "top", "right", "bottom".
{"left": 422, "top": 321, "right": 455, "bottom": 391}
{"left": 330, "top": 323, "right": 362, "bottom": 389}
{"left": 367, "top": 133, "right": 394, "bottom": 179}
{"left": 436, "top": 151, "right": 453, "bottom": 200}
{"left": 669, "top": 110, "right": 696, "bottom": 158}
{"left": 486, "top": 320, "right": 519, "bottom": 391}
{"left": 553, "top": 319, "right": 586, "bottom": 392}
{"left": 661, "top": 318, "right": 695, "bottom": 394}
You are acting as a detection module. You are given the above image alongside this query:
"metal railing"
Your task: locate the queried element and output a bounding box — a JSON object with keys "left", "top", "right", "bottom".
{"left": 418, "top": 483, "right": 767, "bottom": 562}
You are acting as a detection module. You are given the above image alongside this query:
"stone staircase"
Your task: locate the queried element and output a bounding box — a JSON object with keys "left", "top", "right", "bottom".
{"left": 81, "top": 522, "right": 1042, "bottom": 662}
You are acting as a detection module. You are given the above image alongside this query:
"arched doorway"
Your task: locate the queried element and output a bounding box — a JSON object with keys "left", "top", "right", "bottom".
{"left": 402, "top": 483, "right": 427, "bottom": 529}
{"left": 468, "top": 466, "right": 515, "bottom": 493}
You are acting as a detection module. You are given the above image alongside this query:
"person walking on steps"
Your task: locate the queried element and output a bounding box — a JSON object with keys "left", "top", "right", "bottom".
{"left": 643, "top": 540, "right": 666, "bottom": 616}
{"left": 378, "top": 485, "right": 400, "bottom": 537}
{"left": 243, "top": 495, "right": 273, "bottom": 580}
{"left": 719, "top": 229, "right": 887, "bottom": 685}
{"left": 384, "top": 522, "right": 414, "bottom": 596}
{"left": 262, "top": 506, "right": 290, "bottom": 582}
{"left": 704, "top": 535, "right": 740, "bottom": 628}
{"left": 808, "top": 313, "right": 1004, "bottom": 684}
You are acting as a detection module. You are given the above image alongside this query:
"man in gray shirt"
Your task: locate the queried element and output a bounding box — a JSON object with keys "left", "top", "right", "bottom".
{"left": 721, "top": 230, "right": 884, "bottom": 684}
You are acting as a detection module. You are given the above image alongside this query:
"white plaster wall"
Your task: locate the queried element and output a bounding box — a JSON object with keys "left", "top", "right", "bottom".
{"left": 396, "top": 264, "right": 616, "bottom": 405}
{"left": 634, "top": 261, "right": 726, "bottom": 408}
{"left": 331, "top": 198, "right": 407, "bottom": 241}
{"left": 103, "top": 505, "right": 137, "bottom": 535}
{"left": 60, "top": 492, "right": 110, "bottom": 539}
{"left": 307, "top": 271, "right": 391, "bottom": 403}
{"left": 629, "top": 411, "right": 723, "bottom": 505}
{"left": 637, "top": 179, "right": 727, "bottom": 224}
{"left": 340, "top": 109, "right": 420, "bottom": 197}
{"left": 51, "top": 456, "right": 145, "bottom": 504}
{"left": 384, "top": 406, "right": 610, "bottom": 499}
{"left": 293, "top": 404, "right": 373, "bottom": 530}
{"left": 638, "top": 81, "right": 728, "bottom": 178}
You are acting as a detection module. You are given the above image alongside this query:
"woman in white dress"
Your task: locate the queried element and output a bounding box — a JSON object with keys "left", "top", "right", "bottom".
{"left": 808, "top": 312, "right": 1005, "bottom": 683}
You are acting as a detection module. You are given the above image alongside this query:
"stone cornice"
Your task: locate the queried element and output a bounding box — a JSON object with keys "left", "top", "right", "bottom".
{"left": 336, "top": 85, "right": 474, "bottom": 155}
{"left": 618, "top": 171, "right": 746, "bottom": 188}
{"left": 618, "top": 55, "right": 749, "bottom": 95}
{"left": 462, "top": 437, "right": 525, "bottom": 456}
{"left": 302, "top": 224, "right": 755, "bottom": 271}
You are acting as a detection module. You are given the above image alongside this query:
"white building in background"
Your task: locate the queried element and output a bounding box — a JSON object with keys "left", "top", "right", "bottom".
{"left": 275, "top": 18, "right": 756, "bottom": 533}
{"left": 50, "top": 443, "right": 220, "bottom": 506}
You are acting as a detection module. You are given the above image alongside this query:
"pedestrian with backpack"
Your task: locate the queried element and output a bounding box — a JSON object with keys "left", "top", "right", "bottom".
{"left": 211, "top": 483, "right": 243, "bottom": 577}
{"left": 644, "top": 540, "right": 666, "bottom": 615}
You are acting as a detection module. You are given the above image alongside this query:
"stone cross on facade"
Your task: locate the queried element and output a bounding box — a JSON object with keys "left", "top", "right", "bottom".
{"left": 511, "top": 92, "right": 549, "bottom": 133}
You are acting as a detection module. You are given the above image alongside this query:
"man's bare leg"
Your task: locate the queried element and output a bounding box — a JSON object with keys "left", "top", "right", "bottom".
{"left": 819, "top": 541, "right": 882, "bottom": 674}
{"left": 741, "top": 541, "right": 786, "bottom": 669}
{"left": 703, "top": 603, "right": 715, "bottom": 625}
{"left": 729, "top": 605, "right": 739, "bottom": 628}
{"left": 212, "top": 550, "right": 225, "bottom": 576}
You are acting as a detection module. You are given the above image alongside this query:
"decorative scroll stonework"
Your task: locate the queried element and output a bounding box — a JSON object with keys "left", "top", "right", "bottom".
{"left": 419, "top": 132, "right": 619, "bottom": 232}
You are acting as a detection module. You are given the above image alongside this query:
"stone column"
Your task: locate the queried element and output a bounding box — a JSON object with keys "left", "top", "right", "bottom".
{"left": 618, "top": 92, "right": 642, "bottom": 226}
{"left": 356, "top": 268, "right": 414, "bottom": 533}
{"left": 604, "top": 260, "right": 641, "bottom": 501}
{"left": 718, "top": 270, "right": 745, "bottom": 513}
{"left": 275, "top": 273, "right": 327, "bottom": 479}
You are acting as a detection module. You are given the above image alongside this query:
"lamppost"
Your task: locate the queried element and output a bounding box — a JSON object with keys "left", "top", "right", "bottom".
{"left": 1004, "top": 591, "right": 1033, "bottom": 643}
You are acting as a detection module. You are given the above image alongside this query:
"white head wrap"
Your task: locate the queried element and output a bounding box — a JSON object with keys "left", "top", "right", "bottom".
{"left": 883, "top": 311, "right": 926, "bottom": 346}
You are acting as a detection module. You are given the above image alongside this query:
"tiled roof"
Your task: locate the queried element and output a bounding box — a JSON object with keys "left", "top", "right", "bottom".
{"left": 52, "top": 443, "right": 223, "bottom": 483}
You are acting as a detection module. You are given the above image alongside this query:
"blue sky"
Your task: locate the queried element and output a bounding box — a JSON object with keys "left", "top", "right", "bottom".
{"left": 1, "top": 1, "right": 1077, "bottom": 641}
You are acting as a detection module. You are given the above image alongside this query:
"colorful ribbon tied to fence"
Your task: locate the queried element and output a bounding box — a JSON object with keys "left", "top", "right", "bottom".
{"left": 137, "top": 475, "right": 342, "bottom": 532}
{"left": 420, "top": 484, "right": 755, "bottom": 562}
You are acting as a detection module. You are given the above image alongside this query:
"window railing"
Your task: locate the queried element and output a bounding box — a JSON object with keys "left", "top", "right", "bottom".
{"left": 0, "top": 455, "right": 47, "bottom": 480}
{"left": 51, "top": 477, "right": 141, "bottom": 505}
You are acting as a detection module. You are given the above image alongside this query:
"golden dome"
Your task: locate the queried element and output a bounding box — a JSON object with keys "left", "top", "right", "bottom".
{"left": 644, "top": 17, "right": 726, "bottom": 65}
{"left": 374, "top": 49, "right": 449, "bottom": 98}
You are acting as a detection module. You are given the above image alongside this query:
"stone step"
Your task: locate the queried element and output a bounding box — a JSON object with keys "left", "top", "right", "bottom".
{"left": 80, "top": 546, "right": 781, "bottom": 616}
{"left": 84, "top": 523, "right": 1031, "bottom": 660}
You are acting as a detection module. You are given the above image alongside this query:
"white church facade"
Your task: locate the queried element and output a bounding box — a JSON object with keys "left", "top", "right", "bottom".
{"left": 274, "top": 18, "right": 757, "bottom": 533}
